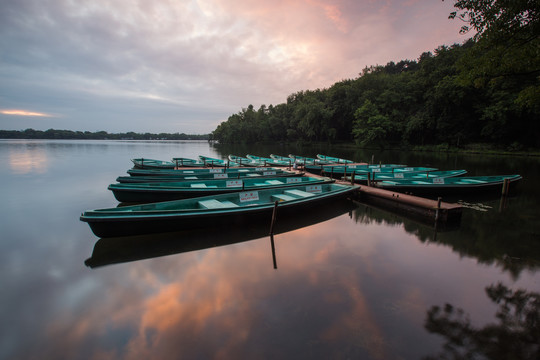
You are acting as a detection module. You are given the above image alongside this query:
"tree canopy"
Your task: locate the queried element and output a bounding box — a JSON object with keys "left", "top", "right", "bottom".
{"left": 211, "top": 1, "right": 539, "bottom": 149}
{"left": 0, "top": 129, "right": 209, "bottom": 140}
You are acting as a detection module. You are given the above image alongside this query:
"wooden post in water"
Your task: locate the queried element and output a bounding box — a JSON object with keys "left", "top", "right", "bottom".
{"left": 367, "top": 172, "right": 371, "bottom": 187}
{"left": 435, "top": 197, "right": 442, "bottom": 221}
{"left": 270, "top": 234, "right": 278, "bottom": 269}
{"left": 269, "top": 200, "right": 279, "bottom": 235}
{"left": 502, "top": 178, "right": 510, "bottom": 196}
{"left": 351, "top": 172, "right": 355, "bottom": 185}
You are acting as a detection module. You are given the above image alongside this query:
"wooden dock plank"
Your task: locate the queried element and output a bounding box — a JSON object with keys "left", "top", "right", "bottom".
{"left": 354, "top": 185, "right": 463, "bottom": 223}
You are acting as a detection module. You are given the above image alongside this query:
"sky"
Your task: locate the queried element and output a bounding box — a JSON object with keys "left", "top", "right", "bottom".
{"left": 0, "top": 0, "right": 469, "bottom": 135}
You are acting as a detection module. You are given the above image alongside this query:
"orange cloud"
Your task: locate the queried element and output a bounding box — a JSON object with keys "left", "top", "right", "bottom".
{"left": 1, "top": 109, "right": 52, "bottom": 117}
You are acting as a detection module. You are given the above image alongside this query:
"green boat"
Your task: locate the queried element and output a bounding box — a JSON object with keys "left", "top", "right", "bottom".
{"left": 354, "top": 166, "right": 438, "bottom": 174}
{"left": 316, "top": 154, "right": 355, "bottom": 164}
{"left": 131, "top": 158, "right": 176, "bottom": 169}
{"left": 305, "top": 164, "right": 413, "bottom": 176}
{"left": 116, "top": 170, "right": 305, "bottom": 183}
{"left": 80, "top": 183, "right": 360, "bottom": 238}
{"left": 270, "top": 154, "right": 295, "bottom": 162}
{"left": 246, "top": 154, "right": 292, "bottom": 167}
{"left": 127, "top": 166, "right": 286, "bottom": 176}
{"left": 84, "top": 198, "right": 357, "bottom": 268}
{"left": 109, "top": 176, "right": 335, "bottom": 203}
{"left": 374, "top": 175, "right": 523, "bottom": 196}
{"left": 199, "top": 155, "right": 239, "bottom": 167}
{"left": 345, "top": 170, "right": 468, "bottom": 184}
{"left": 289, "top": 154, "right": 332, "bottom": 165}
{"left": 171, "top": 157, "right": 206, "bottom": 167}
{"left": 228, "top": 155, "right": 262, "bottom": 166}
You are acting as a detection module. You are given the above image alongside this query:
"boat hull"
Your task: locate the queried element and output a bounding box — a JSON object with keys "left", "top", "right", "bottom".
{"left": 109, "top": 177, "right": 335, "bottom": 203}
{"left": 116, "top": 171, "right": 304, "bottom": 183}
{"left": 81, "top": 184, "right": 359, "bottom": 238}
{"left": 375, "top": 175, "right": 522, "bottom": 196}
{"left": 131, "top": 158, "right": 176, "bottom": 169}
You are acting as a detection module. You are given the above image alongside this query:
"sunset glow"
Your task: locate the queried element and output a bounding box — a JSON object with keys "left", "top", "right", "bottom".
{"left": 1, "top": 109, "right": 52, "bottom": 117}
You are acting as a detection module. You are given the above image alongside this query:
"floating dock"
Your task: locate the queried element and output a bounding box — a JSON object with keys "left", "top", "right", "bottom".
{"left": 352, "top": 184, "right": 463, "bottom": 224}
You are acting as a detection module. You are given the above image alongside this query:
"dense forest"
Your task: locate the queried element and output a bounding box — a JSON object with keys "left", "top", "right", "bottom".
{"left": 211, "top": 1, "right": 539, "bottom": 149}
{"left": 0, "top": 129, "right": 209, "bottom": 140}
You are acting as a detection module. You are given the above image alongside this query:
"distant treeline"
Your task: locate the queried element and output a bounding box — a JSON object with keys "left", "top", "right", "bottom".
{"left": 0, "top": 129, "right": 210, "bottom": 140}
{"left": 212, "top": 2, "right": 539, "bottom": 149}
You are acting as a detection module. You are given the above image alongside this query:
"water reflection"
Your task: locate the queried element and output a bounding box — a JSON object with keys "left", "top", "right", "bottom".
{"left": 86, "top": 198, "right": 357, "bottom": 268}
{"left": 8, "top": 148, "right": 48, "bottom": 174}
{"left": 424, "top": 283, "right": 540, "bottom": 360}
{"left": 352, "top": 197, "right": 540, "bottom": 278}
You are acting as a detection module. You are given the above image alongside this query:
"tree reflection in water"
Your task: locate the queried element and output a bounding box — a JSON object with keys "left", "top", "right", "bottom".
{"left": 424, "top": 283, "right": 540, "bottom": 360}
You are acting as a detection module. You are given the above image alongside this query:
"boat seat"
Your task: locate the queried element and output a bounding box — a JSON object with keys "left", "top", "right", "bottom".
{"left": 266, "top": 180, "right": 284, "bottom": 185}
{"left": 185, "top": 176, "right": 198, "bottom": 179}
{"left": 283, "top": 189, "right": 315, "bottom": 198}
{"left": 198, "top": 199, "right": 239, "bottom": 209}
{"left": 191, "top": 183, "right": 207, "bottom": 188}
{"left": 272, "top": 194, "right": 296, "bottom": 202}
{"left": 246, "top": 174, "right": 261, "bottom": 177}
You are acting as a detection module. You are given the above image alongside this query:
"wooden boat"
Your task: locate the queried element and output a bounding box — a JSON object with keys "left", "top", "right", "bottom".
{"left": 345, "top": 170, "right": 468, "bottom": 184}
{"left": 80, "top": 183, "right": 360, "bottom": 238}
{"left": 199, "top": 155, "right": 239, "bottom": 167}
{"left": 288, "top": 154, "right": 333, "bottom": 165}
{"left": 246, "top": 154, "right": 292, "bottom": 167}
{"left": 171, "top": 157, "right": 206, "bottom": 167}
{"left": 127, "top": 166, "right": 286, "bottom": 176}
{"left": 316, "top": 154, "right": 355, "bottom": 164}
{"left": 131, "top": 158, "right": 176, "bottom": 169}
{"left": 228, "top": 155, "right": 262, "bottom": 166}
{"left": 305, "top": 164, "right": 409, "bottom": 176}
{"left": 354, "top": 166, "right": 438, "bottom": 174}
{"left": 374, "top": 174, "right": 522, "bottom": 196}
{"left": 109, "top": 176, "right": 335, "bottom": 202}
{"left": 84, "top": 198, "right": 357, "bottom": 268}
{"left": 270, "top": 154, "right": 294, "bottom": 162}
{"left": 116, "top": 170, "right": 305, "bottom": 183}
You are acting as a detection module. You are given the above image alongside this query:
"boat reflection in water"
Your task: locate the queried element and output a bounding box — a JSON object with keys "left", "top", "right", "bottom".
{"left": 85, "top": 198, "right": 357, "bottom": 268}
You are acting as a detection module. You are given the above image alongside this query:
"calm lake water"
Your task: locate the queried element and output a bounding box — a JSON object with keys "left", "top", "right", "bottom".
{"left": 1, "top": 139, "right": 539, "bottom": 360}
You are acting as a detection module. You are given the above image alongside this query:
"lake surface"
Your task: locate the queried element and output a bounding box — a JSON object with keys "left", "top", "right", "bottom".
{"left": 1, "top": 139, "right": 539, "bottom": 360}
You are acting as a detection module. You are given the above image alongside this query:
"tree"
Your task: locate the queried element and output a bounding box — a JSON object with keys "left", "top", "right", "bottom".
{"left": 424, "top": 282, "right": 540, "bottom": 360}
{"left": 448, "top": 0, "right": 540, "bottom": 110}
{"left": 352, "top": 99, "right": 396, "bottom": 147}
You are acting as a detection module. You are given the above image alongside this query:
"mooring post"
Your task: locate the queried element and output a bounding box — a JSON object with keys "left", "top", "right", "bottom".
{"left": 269, "top": 200, "right": 279, "bottom": 235}
{"left": 351, "top": 172, "right": 355, "bottom": 185}
{"left": 367, "top": 172, "right": 371, "bottom": 187}
{"left": 502, "top": 178, "right": 510, "bottom": 196}
{"left": 435, "top": 197, "right": 442, "bottom": 221}
{"left": 270, "top": 234, "right": 278, "bottom": 269}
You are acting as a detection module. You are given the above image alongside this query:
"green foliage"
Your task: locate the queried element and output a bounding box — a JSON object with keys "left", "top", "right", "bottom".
{"left": 450, "top": 0, "right": 540, "bottom": 113}
{"left": 211, "top": 1, "right": 539, "bottom": 148}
